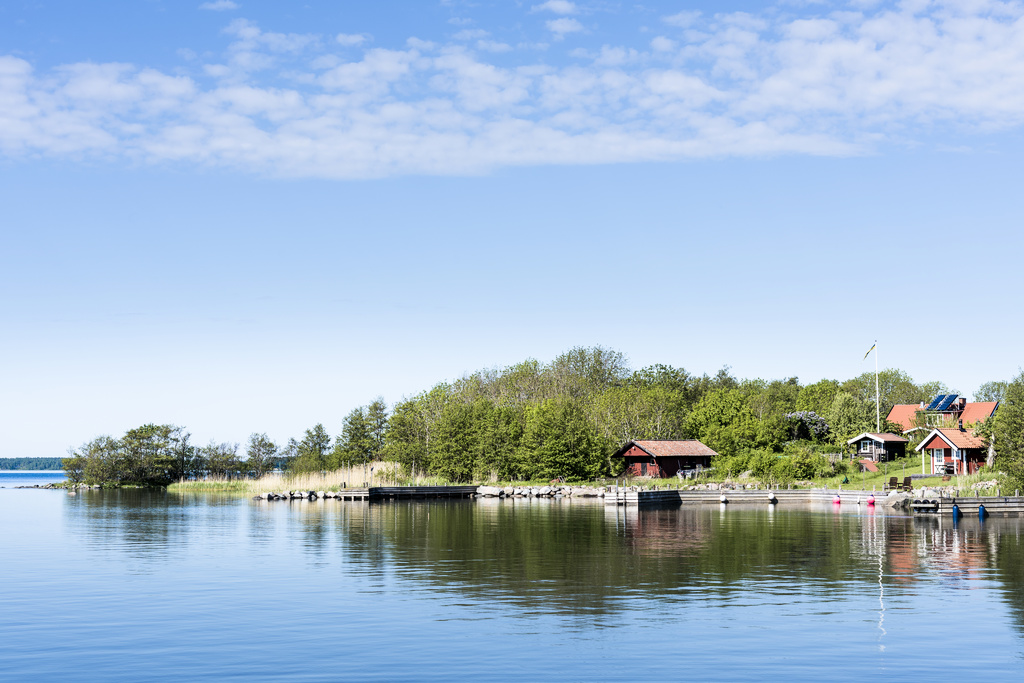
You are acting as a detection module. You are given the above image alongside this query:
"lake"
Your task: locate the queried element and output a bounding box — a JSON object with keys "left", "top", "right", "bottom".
{"left": 2, "top": 484, "right": 1023, "bottom": 681}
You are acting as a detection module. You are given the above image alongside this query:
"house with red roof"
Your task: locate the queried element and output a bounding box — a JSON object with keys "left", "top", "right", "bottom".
{"left": 613, "top": 439, "right": 717, "bottom": 478}
{"left": 914, "top": 427, "right": 989, "bottom": 475}
{"left": 886, "top": 395, "right": 999, "bottom": 433}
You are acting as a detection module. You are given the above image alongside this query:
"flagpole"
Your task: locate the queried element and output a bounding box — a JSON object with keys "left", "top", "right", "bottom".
{"left": 875, "top": 341, "right": 880, "bottom": 433}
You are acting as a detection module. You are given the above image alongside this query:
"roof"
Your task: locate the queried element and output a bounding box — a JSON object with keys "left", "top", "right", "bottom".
{"left": 886, "top": 404, "right": 920, "bottom": 431}
{"left": 960, "top": 401, "right": 999, "bottom": 425}
{"left": 887, "top": 400, "right": 1000, "bottom": 431}
{"left": 612, "top": 439, "right": 718, "bottom": 458}
{"left": 914, "top": 428, "right": 988, "bottom": 451}
{"left": 846, "top": 432, "right": 909, "bottom": 445}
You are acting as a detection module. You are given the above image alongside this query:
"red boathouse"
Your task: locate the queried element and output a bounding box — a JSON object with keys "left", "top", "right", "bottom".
{"left": 613, "top": 439, "right": 718, "bottom": 478}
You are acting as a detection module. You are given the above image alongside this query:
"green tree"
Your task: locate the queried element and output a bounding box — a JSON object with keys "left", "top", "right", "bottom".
{"left": 246, "top": 433, "right": 277, "bottom": 477}
{"left": 991, "top": 371, "right": 1024, "bottom": 488}
{"left": 827, "top": 392, "right": 874, "bottom": 446}
{"left": 976, "top": 381, "right": 1009, "bottom": 403}
{"left": 120, "top": 424, "right": 185, "bottom": 486}
{"left": 330, "top": 408, "right": 373, "bottom": 467}
{"left": 685, "top": 388, "right": 758, "bottom": 456}
{"left": 366, "top": 398, "right": 389, "bottom": 457}
{"left": 521, "top": 398, "right": 608, "bottom": 481}
{"left": 170, "top": 431, "right": 202, "bottom": 481}
{"left": 429, "top": 401, "right": 483, "bottom": 482}
{"left": 796, "top": 379, "right": 840, "bottom": 415}
{"left": 383, "top": 398, "right": 430, "bottom": 475}
{"left": 841, "top": 369, "right": 935, "bottom": 418}
{"left": 292, "top": 424, "right": 331, "bottom": 473}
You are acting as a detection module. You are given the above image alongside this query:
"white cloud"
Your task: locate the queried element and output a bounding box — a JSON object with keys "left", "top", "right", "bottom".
{"left": 546, "top": 18, "right": 584, "bottom": 38}
{"left": 454, "top": 29, "right": 489, "bottom": 41}
{"left": 477, "top": 40, "right": 513, "bottom": 53}
{"left": 650, "top": 36, "right": 676, "bottom": 52}
{"left": 4, "top": 5, "right": 1024, "bottom": 178}
{"left": 663, "top": 11, "right": 700, "bottom": 28}
{"left": 199, "top": 1, "right": 239, "bottom": 11}
{"left": 532, "top": 1, "right": 578, "bottom": 14}
{"left": 336, "top": 33, "right": 368, "bottom": 47}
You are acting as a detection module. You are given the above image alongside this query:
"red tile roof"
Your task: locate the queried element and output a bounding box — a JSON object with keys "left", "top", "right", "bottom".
{"left": 615, "top": 439, "right": 718, "bottom": 458}
{"left": 887, "top": 401, "right": 999, "bottom": 431}
{"left": 886, "top": 404, "right": 921, "bottom": 431}
{"left": 917, "top": 428, "right": 987, "bottom": 451}
{"left": 959, "top": 402, "right": 999, "bottom": 425}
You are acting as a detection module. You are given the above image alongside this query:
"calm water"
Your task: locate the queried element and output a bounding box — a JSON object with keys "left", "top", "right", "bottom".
{"left": 0, "top": 470, "right": 66, "bottom": 487}
{"left": 2, "top": 487, "right": 1023, "bottom": 681}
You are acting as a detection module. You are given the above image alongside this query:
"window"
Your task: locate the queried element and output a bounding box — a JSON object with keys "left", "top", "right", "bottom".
{"left": 860, "top": 440, "right": 873, "bottom": 453}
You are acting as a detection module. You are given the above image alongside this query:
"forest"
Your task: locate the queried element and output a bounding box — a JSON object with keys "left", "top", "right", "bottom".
{"left": 61, "top": 346, "right": 1024, "bottom": 488}
{"left": 0, "top": 457, "right": 64, "bottom": 471}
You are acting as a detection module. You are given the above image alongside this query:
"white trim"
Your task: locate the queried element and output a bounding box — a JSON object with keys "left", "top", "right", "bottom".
{"left": 913, "top": 429, "right": 957, "bottom": 452}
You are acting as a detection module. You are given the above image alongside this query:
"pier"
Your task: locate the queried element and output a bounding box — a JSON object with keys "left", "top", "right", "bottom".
{"left": 256, "top": 485, "right": 479, "bottom": 502}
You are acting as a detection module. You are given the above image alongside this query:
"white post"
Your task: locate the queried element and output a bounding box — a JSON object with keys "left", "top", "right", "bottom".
{"left": 874, "top": 341, "right": 880, "bottom": 433}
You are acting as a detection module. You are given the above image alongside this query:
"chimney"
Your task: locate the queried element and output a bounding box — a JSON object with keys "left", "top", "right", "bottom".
{"left": 958, "top": 418, "right": 964, "bottom": 431}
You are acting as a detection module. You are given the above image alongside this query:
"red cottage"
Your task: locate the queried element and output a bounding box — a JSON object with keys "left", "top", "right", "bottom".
{"left": 914, "top": 427, "right": 989, "bottom": 475}
{"left": 613, "top": 439, "right": 718, "bottom": 478}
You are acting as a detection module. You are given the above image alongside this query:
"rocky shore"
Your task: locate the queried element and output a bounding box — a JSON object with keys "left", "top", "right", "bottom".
{"left": 473, "top": 485, "right": 606, "bottom": 498}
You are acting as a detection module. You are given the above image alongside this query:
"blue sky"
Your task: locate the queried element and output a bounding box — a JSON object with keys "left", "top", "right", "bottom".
{"left": 2, "top": 1, "right": 1023, "bottom": 458}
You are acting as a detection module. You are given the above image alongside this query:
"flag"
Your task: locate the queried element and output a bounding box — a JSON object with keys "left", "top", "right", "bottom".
{"left": 863, "top": 343, "right": 876, "bottom": 360}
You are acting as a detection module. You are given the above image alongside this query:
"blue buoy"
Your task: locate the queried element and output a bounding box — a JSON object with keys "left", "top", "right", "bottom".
{"left": 979, "top": 504, "right": 988, "bottom": 520}
{"left": 952, "top": 504, "right": 962, "bottom": 520}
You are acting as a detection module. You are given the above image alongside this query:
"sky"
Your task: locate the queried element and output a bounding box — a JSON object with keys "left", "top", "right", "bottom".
{"left": 2, "top": 0, "right": 1023, "bottom": 458}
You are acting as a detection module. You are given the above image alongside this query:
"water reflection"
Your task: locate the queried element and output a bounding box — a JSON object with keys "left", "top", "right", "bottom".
{"left": 59, "top": 490, "right": 1024, "bottom": 630}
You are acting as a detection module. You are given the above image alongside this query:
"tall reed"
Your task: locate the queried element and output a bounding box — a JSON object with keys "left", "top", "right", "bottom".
{"left": 169, "top": 462, "right": 459, "bottom": 494}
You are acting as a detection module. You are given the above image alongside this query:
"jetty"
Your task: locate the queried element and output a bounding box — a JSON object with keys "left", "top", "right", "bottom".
{"left": 249, "top": 484, "right": 1024, "bottom": 516}
{"left": 605, "top": 487, "right": 869, "bottom": 507}
{"left": 934, "top": 496, "right": 1024, "bottom": 517}
{"left": 255, "top": 485, "right": 478, "bottom": 502}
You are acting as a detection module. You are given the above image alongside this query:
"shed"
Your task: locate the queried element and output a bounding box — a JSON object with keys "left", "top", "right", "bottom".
{"left": 846, "top": 432, "right": 908, "bottom": 462}
{"left": 612, "top": 439, "right": 717, "bottom": 478}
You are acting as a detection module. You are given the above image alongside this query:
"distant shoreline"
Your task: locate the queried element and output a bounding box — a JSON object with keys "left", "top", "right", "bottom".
{"left": 0, "top": 458, "right": 63, "bottom": 471}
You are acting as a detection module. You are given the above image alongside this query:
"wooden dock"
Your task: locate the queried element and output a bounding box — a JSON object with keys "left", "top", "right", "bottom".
{"left": 264, "top": 486, "right": 479, "bottom": 502}
{"left": 603, "top": 488, "right": 1024, "bottom": 515}
{"left": 606, "top": 488, "right": 897, "bottom": 507}
{"left": 935, "top": 496, "right": 1024, "bottom": 517}
{"left": 368, "top": 486, "right": 478, "bottom": 500}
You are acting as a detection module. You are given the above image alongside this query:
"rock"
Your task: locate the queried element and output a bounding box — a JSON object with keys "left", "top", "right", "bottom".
{"left": 503, "top": 486, "right": 515, "bottom": 497}
{"left": 476, "top": 486, "right": 502, "bottom": 497}
{"left": 317, "top": 491, "right": 326, "bottom": 499}
{"left": 538, "top": 486, "right": 551, "bottom": 496}
{"left": 883, "top": 492, "right": 911, "bottom": 509}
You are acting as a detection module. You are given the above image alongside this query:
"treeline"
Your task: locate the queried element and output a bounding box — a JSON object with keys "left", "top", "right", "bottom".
{"left": 0, "top": 457, "right": 64, "bottom": 471}
{"left": 63, "top": 426, "right": 281, "bottom": 487}
{"left": 63, "top": 346, "right": 1024, "bottom": 487}
{"left": 303, "top": 346, "right": 972, "bottom": 483}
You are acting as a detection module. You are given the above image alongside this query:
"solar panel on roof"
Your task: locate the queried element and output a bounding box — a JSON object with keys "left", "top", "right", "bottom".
{"left": 926, "top": 395, "right": 945, "bottom": 410}
{"left": 936, "top": 394, "right": 958, "bottom": 411}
